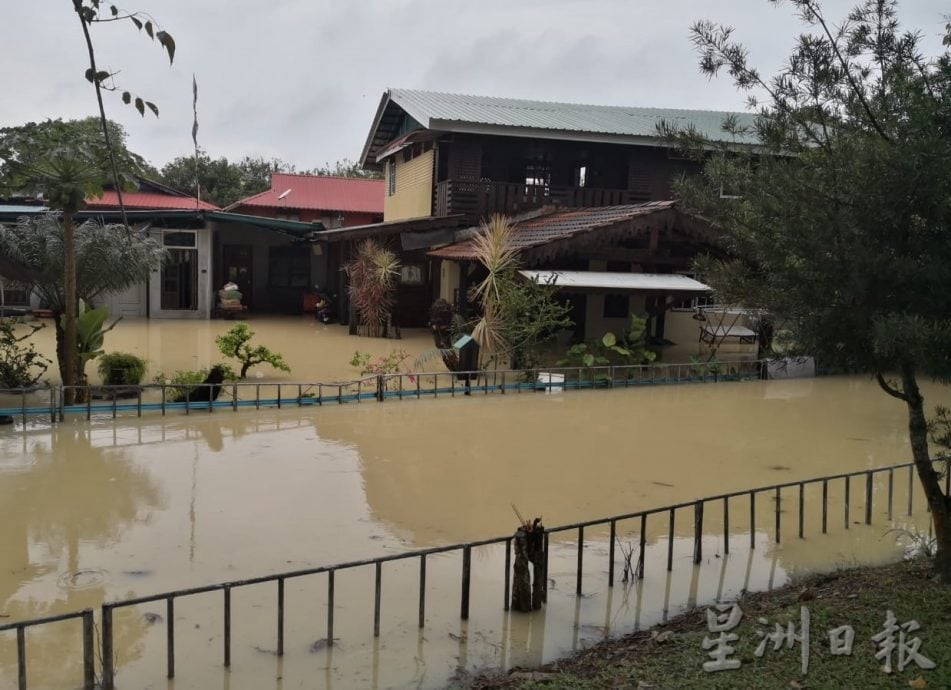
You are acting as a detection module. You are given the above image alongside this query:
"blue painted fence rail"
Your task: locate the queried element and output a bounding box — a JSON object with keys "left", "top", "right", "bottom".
{"left": 0, "top": 360, "right": 765, "bottom": 424}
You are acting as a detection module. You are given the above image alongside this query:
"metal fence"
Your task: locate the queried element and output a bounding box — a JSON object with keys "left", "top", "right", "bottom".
{"left": 0, "top": 610, "right": 95, "bottom": 690}
{"left": 3, "top": 458, "right": 944, "bottom": 690}
{"left": 0, "top": 359, "right": 765, "bottom": 424}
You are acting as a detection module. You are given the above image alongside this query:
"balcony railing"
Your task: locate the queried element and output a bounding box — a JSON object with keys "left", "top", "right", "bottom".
{"left": 434, "top": 180, "right": 651, "bottom": 218}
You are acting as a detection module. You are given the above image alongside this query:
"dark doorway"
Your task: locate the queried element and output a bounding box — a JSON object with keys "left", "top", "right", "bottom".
{"left": 161, "top": 249, "right": 199, "bottom": 310}
{"left": 564, "top": 293, "right": 587, "bottom": 341}
{"left": 222, "top": 245, "right": 253, "bottom": 310}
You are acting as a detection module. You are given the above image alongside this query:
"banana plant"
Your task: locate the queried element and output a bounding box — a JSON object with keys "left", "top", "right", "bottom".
{"left": 61, "top": 299, "right": 121, "bottom": 383}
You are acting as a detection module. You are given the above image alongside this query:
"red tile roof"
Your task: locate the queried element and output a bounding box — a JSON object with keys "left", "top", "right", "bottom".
{"left": 86, "top": 190, "right": 220, "bottom": 211}
{"left": 428, "top": 201, "right": 677, "bottom": 260}
{"left": 232, "top": 173, "right": 384, "bottom": 214}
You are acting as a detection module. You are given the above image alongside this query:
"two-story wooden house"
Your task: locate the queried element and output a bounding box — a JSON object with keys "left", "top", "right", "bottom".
{"left": 323, "top": 89, "right": 759, "bottom": 357}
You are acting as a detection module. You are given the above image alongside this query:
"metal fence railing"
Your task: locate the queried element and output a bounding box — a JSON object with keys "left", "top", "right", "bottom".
{"left": 0, "top": 609, "right": 95, "bottom": 690}
{"left": 3, "top": 457, "right": 944, "bottom": 690}
{"left": 0, "top": 359, "right": 766, "bottom": 424}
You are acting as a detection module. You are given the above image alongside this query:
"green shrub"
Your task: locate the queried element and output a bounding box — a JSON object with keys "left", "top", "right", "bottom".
{"left": 0, "top": 320, "right": 49, "bottom": 389}
{"left": 97, "top": 351, "right": 147, "bottom": 385}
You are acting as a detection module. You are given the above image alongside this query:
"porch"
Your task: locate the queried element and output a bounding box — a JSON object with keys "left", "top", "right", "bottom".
{"left": 434, "top": 179, "right": 649, "bottom": 218}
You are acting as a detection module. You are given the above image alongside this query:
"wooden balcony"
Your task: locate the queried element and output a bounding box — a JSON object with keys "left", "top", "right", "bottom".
{"left": 434, "top": 180, "right": 651, "bottom": 218}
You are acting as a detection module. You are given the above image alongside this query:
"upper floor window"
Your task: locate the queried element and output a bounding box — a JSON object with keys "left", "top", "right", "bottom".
{"left": 524, "top": 161, "right": 551, "bottom": 188}
{"left": 387, "top": 160, "right": 397, "bottom": 197}
{"left": 574, "top": 165, "right": 588, "bottom": 188}
{"left": 163, "top": 231, "right": 196, "bottom": 248}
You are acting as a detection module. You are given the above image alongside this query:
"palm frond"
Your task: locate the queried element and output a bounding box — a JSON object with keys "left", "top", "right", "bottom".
{"left": 470, "top": 215, "right": 519, "bottom": 305}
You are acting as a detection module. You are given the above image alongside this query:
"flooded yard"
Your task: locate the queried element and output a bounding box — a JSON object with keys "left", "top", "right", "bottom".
{"left": 0, "top": 372, "right": 946, "bottom": 688}
{"left": 10, "top": 317, "right": 439, "bottom": 386}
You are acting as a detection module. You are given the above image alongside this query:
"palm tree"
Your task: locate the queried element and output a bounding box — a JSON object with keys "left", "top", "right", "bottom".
{"left": 0, "top": 214, "right": 166, "bottom": 387}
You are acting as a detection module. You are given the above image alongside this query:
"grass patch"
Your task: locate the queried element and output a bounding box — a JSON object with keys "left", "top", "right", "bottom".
{"left": 469, "top": 559, "right": 951, "bottom": 689}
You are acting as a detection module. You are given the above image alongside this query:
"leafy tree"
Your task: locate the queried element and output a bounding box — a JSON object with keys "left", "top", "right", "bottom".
{"left": 311, "top": 158, "right": 382, "bottom": 179}
{"left": 159, "top": 154, "right": 381, "bottom": 207}
{"left": 669, "top": 0, "right": 951, "bottom": 580}
{"left": 215, "top": 322, "right": 291, "bottom": 378}
{"left": 0, "top": 214, "right": 165, "bottom": 385}
{"left": 0, "top": 118, "right": 156, "bottom": 196}
{"left": 160, "top": 152, "right": 286, "bottom": 207}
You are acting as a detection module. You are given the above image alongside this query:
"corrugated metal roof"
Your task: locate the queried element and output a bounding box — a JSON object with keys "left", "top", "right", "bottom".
{"left": 0, "top": 204, "right": 50, "bottom": 214}
{"left": 232, "top": 173, "right": 384, "bottom": 214}
{"left": 86, "top": 191, "right": 219, "bottom": 211}
{"left": 390, "top": 89, "right": 758, "bottom": 143}
{"left": 519, "top": 270, "right": 711, "bottom": 293}
{"left": 428, "top": 201, "right": 676, "bottom": 260}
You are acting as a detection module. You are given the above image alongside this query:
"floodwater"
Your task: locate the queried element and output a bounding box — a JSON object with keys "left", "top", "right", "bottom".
{"left": 12, "top": 317, "right": 439, "bottom": 385}
{"left": 0, "top": 375, "right": 946, "bottom": 689}
{"left": 8, "top": 315, "right": 729, "bottom": 388}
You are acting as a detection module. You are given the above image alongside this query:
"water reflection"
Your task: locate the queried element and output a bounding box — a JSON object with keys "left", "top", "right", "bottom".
{"left": 310, "top": 376, "right": 945, "bottom": 546}
{"left": 0, "top": 424, "right": 163, "bottom": 688}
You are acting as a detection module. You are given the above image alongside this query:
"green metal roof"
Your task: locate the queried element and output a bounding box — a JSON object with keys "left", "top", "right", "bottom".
{"left": 362, "top": 89, "right": 759, "bottom": 165}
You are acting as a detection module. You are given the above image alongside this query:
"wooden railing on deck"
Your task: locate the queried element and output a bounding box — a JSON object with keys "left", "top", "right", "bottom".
{"left": 434, "top": 180, "right": 650, "bottom": 217}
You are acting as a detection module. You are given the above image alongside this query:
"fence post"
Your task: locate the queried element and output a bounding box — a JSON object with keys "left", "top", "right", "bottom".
{"left": 461, "top": 545, "right": 472, "bottom": 619}
{"left": 865, "top": 471, "right": 874, "bottom": 525}
{"left": 798, "top": 483, "right": 805, "bottom": 539}
{"left": 667, "top": 509, "right": 675, "bottom": 571}
{"left": 17, "top": 625, "right": 25, "bottom": 690}
{"left": 576, "top": 526, "right": 584, "bottom": 595}
{"left": 608, "top": 520, "right": 616, "bottom": 587}
{"left": 419, "top": 555, "right": 427, "bottom": 627}
{"left": 774, "top": 486, "right": 781, "bottom": 544}
{"left": 750, "top": 492, "right": 757, "bottom": 549}
{"left": 102, "top": 605, "right": 114, "bottom": 690}
{"left": 504, "top": 538, "right": 512, "bottom": 610}
{"left": 223, "top": 587, "right": 231, "bottom": 668}
{"left": 82, "top": 609, "right": 95, "bottom": 690}
{"left": 888, "top": 468, "right": 894, "bottom": 521}
{"left": 908, "top": 465, "right": 914, "bottom": 516}
{"left": 166, "top": 598, "right": 175, "bottom": 679}
{"left": 638, "top": 514, "right": 647, "bottom": 579}
{"left": 327, "top": 570, "right": 335, "bottom": 646}
{"left": 844, "top": 476, "right": 851, "bottom": 530}
{"left": 374, "top": 562, "right": 383, "bottom": 637}
{"left": 723, "top": 497, "right": 730, "bottom": 554}
{"left": 693, "top": 501, "right": 704, "bottom": 564}
{"left": 822, "top": 479, "right": 829, "bottom": 533}
{"left": 277, "top": 578, "right": 285, "bottom": 657}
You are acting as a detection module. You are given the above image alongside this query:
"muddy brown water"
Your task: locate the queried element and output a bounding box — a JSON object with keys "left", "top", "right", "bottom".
{"left": 11, "top": 317, "right": 440, "bottom": 386}
{"left": 0, "top": 323, "right": 946, "bottom": 689}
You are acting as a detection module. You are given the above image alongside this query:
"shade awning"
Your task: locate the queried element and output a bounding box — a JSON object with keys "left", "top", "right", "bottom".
{"left": 518, "top": 270, "right": 712, "bottom": 293}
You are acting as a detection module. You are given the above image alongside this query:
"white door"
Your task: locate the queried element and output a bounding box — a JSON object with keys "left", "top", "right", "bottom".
{"left": 102, "top": 281, "right": 147, "bottom": 318}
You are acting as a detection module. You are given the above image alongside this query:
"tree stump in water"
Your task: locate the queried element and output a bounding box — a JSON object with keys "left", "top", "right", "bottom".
{"left": 511, "top": 518, "right": 546, "bottom": 612}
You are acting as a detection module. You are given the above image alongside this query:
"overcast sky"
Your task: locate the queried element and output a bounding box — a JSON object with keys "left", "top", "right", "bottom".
{"left": 2, "top": 1, "right": 946, "bottom": 171}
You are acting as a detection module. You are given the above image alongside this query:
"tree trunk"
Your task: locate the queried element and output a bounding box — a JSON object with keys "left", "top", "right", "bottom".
{"left": 62, "top": 213, "right": 78, "bottom": 405}
{"left": 527, "top": 521, "right": 546, "bottom": 610}
{"left": 900, "top": 364, "right": 951, "bottom": 583}
{"left": 511, "top": 519, "right": 547, "bottom": 612}
{"left": 511, "top": 527, "right": 533, "bottom": 612}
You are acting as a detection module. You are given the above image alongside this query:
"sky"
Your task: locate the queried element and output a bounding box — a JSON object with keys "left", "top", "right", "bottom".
{"left": 2, "top": 1, "right": 947, "bottom": 172}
